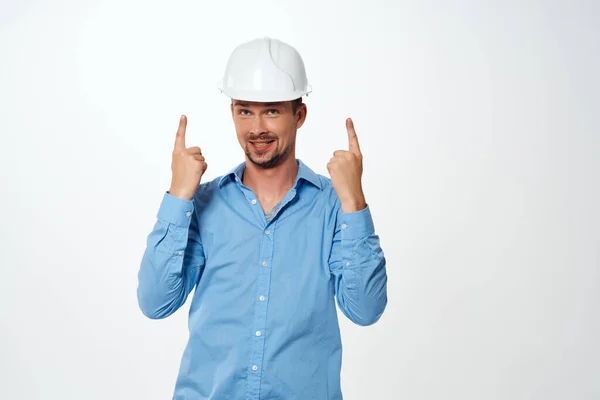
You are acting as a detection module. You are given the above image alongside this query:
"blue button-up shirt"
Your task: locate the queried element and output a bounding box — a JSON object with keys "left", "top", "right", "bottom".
{"left": 137, "top": 159, "right": 388, "bottom": 400}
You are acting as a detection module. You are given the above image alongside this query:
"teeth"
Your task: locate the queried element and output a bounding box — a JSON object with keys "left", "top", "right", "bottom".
{"left": 253, "top": 142, "right": 271, "bottom": 147}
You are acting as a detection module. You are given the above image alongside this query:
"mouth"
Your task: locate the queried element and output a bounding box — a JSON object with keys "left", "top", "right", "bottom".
{"left": 249, "top": 140, "right": 276, "bottom": 151}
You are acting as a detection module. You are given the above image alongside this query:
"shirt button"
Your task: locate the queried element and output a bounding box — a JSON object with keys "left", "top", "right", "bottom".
{"left": 341, "top": 223, "right": 347, "bottom": 229}
{"left": 251, "top": 199, "right": 257, "bottom": 204}
{"left": 252, "top": 365, "right": 258, "bottom": 371}
{"left": 259, "top": 295, "right": 265, "bottom": 301}
{"left": 178, "top": 251, "right": 183, "bottom": 256}
{"left": 265, "top": 230, "right": 270, "bottom": 235}
{"left": 262, "top": 261, "right": 268, "bottom": 267}
{"left": 186, "top": 211, "right": 192, "bottom": 217}
{"left": 346, "top": 261, "right": 351, "bottom": 267}
{"left": 255, "top": 331, "right": 262, "bottom": 337}
{"left": 235, "top": 176, "right": 239, "bottom": 181}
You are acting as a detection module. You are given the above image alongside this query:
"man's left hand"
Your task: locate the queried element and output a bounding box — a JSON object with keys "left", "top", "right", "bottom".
{"left": 327, "top": 118, "right": 367, "bottom": 213}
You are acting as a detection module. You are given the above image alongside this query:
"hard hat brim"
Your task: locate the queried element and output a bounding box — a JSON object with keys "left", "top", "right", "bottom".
{"left": 220, "top": 87, "right": 312, "bottom": 103}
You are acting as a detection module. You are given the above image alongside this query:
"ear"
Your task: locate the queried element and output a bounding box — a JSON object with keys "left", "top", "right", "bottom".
{"left": 295, "top": 103, "right": 307, "bottom": 129}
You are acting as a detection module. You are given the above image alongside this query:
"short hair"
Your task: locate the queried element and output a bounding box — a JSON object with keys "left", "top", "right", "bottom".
{"left": 230, "top": 97, "right": 304, "bottom": 113}
{"left": 291, "top": 97, "right": 303, "bottom": 113}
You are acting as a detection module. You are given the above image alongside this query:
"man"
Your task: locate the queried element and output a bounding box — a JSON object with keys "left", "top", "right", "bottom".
{"left": 137, "top": 37, "right": 388, "bottom": 400}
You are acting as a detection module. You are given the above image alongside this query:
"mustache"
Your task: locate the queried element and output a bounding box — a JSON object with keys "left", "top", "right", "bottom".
{"left": 247, "top": 135, "right": 277, "bottom": 141}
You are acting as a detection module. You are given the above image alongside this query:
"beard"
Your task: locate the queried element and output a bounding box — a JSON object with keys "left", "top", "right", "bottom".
{"left": 245, "top": 140, "right": 291, "bottom": 169}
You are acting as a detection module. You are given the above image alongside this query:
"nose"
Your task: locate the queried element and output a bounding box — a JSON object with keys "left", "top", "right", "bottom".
{"left": 249, "top": 115, "right": 268, "bottom": 136}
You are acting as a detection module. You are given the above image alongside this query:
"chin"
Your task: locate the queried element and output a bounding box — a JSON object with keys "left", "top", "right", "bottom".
{"left": 250, "top": 157, "right": 280, "bottom": 168}
{"left": 247, "top": 152, "right": 283, "bottom": 168}
{"left": 245, "top": 143, "right": 291, "bottom": 169}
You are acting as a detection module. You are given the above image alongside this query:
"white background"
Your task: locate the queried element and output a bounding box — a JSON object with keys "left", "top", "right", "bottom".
{"left": 1, "top": 0, "right": 599, "bottom": 399}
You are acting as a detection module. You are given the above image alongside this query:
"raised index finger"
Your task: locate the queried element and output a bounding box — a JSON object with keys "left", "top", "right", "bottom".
{"left": 174, "top": 115, "right": 187, "bottom": 150}
{"left": 346, "top": 118, "right": 361, "bottom": 154}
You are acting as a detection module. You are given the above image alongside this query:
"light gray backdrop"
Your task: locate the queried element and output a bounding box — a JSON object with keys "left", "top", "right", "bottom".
{"left": 1, "top": 0, "right": 598, "bottom": 399}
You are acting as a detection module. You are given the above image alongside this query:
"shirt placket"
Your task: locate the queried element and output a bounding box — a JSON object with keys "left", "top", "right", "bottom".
{"left": 238, "top": 183, "right": 299, "bottom": 399}
{"left": 245, "top": 220, "right": 274, "bottom": 399}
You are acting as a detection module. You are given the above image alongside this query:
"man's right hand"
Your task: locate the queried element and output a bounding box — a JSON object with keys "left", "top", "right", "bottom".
{"left": 168, "top": 115, "right": 207, "bottom": 201}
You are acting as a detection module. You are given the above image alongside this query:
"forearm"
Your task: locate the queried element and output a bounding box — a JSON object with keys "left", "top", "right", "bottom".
{"left": 332, "top": 205, "right": 388, "bottom": 326}
{"left": 137, "top": 192, "right": 204, "bottom": 319}
{"left": 335, "top": 243, "right": 387, "bottom": 326}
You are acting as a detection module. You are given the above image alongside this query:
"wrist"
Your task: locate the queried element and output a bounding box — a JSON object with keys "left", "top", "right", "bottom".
{"left": 340, "top": 194, "right": 366, "bottom": 213}
{"left": 168, "top": 188, "right": 194, "bottom": 201}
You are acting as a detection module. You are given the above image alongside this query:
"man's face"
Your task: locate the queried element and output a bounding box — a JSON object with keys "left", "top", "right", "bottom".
{"left": 231, "top": 100, "right": 306, "bottom": 168}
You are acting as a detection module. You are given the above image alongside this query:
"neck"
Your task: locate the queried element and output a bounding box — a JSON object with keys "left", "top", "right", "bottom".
{"left": 242, "top": 155, "right": 298, "bottom": 201}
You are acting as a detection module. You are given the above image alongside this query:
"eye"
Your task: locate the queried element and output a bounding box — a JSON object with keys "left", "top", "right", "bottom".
{"left": 239, "top": 109, "right": 250, "bottom": 116}
{"left": 267, "top": 109, "right": 279, "bottom": 115}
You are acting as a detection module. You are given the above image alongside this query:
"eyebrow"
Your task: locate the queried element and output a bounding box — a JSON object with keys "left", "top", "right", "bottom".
{"left": 233, "top": 102, "right": 283, "bottom": 108}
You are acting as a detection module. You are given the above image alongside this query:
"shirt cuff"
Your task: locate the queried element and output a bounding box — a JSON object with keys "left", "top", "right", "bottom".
{"left": 339, "top": 204, "right": 375, "bottom": 240}
{"left": 156, "top": 191, "right": 195, "bottom": 227}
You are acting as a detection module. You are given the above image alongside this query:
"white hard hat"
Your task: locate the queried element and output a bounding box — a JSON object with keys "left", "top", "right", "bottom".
{"left": 218, "top": 36, "right": 312, "bottom": 102}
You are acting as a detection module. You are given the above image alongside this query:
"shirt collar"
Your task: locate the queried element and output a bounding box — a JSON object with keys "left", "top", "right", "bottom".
{"left": 218, "top": 159, "right": 322, "bottom": 190}
{"left": 218, "top": 161, "right": 246, "bottom": 187}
